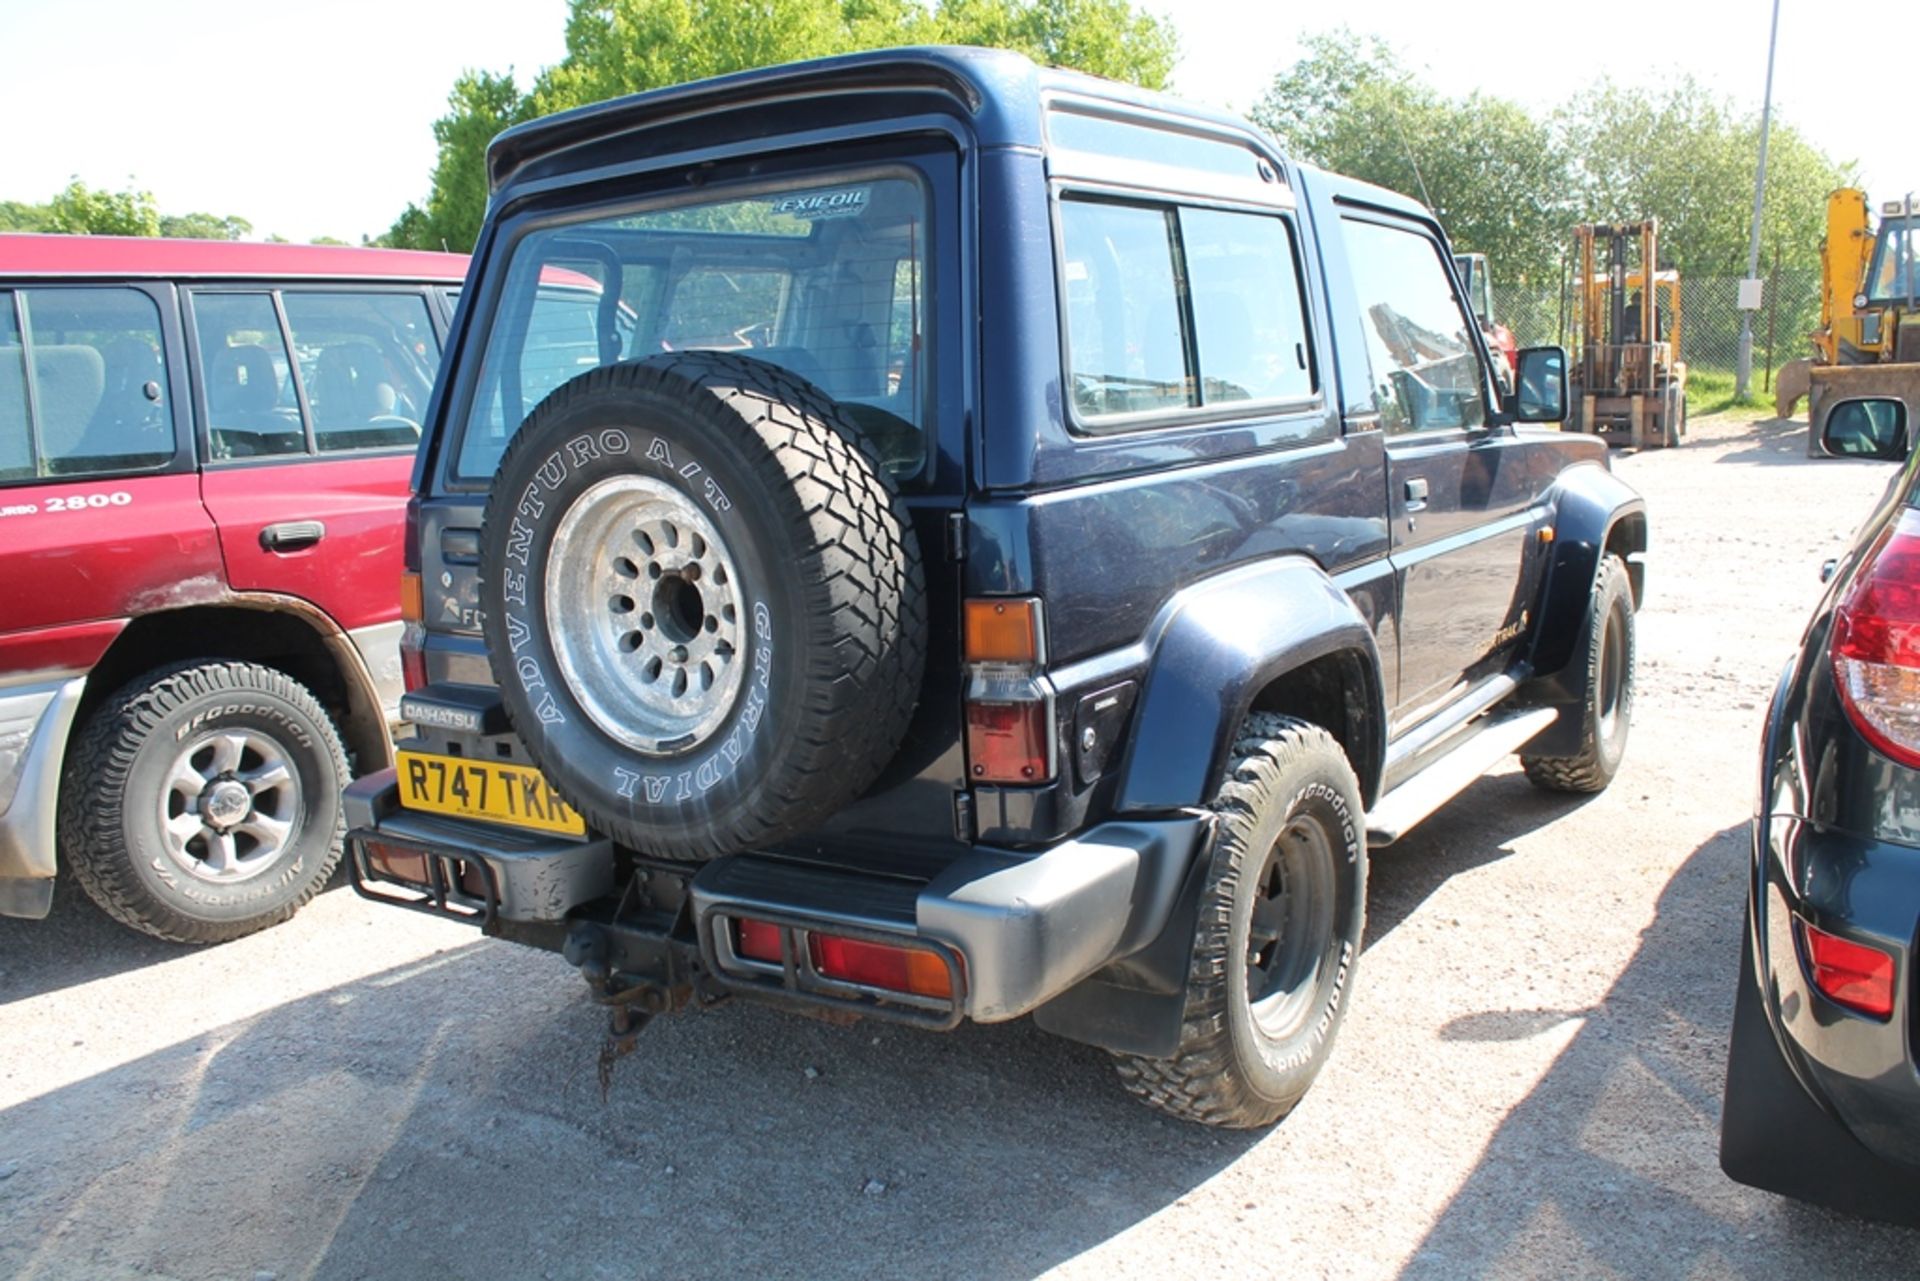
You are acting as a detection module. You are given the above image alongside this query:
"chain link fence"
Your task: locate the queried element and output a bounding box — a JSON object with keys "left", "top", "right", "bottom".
{"left": 1494, "top": 266, "right": 1822, "bottom": 387}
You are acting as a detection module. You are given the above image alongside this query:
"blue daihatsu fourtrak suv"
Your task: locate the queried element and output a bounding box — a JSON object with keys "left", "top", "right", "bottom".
{"left": 348, "top": 46, "right": 1647, "bottom": 1127}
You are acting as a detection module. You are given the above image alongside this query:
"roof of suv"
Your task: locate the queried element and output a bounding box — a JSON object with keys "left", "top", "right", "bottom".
{"left": 486, "top": 45, "right": 1284, "bottom": 193}
{"left": 0, "top": 234, "right": 469, "bottom": 281}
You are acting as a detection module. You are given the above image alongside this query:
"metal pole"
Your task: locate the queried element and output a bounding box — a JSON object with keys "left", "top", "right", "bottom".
{"left": 1765, "top": 245, "right": 1779, "bottom": 394}
{"left": 1737, "top": 0, "right": 1782, "bottom": 399}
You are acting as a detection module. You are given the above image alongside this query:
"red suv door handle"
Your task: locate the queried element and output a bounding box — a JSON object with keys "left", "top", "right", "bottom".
{"left": 260, "top": 520, "right": 326, "bottom": 552}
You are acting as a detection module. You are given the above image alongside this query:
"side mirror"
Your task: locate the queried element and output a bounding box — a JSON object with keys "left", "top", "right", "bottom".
{"left": 1511, "top": 346, "right": 1567, "bottom": 423}
{"left": 1820, "top": 397, "right": 1909, "bottom": 461}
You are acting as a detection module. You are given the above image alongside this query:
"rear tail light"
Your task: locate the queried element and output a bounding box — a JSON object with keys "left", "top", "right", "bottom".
{"left": 1799, "top": 919, "right": 1896, "bottom": 1019}
{"left": 962, "top": 597, "right": 1054, "bottom": 785}
{"left": 399, "top": 496, "right": 428, "bottom": 693}
{"left": 729, "top": 917, "right": 953, "bottom": 999}
{"left": 400, "top": 634, "right": 428, "bottom": 694}
{"left": 1831, "top": 508, "right": 1920, "bottom": 767}
{"left": 967, "top": 701, "right": 1050, "bottom": 782}
{"left": 810, "top": 934, "right": 952, "bottom": 999}
{"left": 363, "top": 840, "right": 429, "bottom": 886}
{"left": 735, "top": 917, "right": 782, "bottom": 963}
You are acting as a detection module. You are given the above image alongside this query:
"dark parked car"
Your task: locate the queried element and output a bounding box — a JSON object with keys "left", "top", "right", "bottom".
{"left": 0, "top": 236, "right": 467, "bottom": 941}
{"left": 346, "top": 46, "right": 1647, "bottom": 1127}
{"left": 1722, "top": 395, "right": 1920, "bottom": 1223}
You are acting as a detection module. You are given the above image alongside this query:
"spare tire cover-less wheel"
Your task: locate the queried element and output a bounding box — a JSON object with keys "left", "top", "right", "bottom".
{"left": 478, "top": 352, "right": 926, "bottom": 860}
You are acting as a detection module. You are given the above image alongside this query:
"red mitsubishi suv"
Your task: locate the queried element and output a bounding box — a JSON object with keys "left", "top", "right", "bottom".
{"left": 0, "top": 235, "right": 467, "bottom": 941}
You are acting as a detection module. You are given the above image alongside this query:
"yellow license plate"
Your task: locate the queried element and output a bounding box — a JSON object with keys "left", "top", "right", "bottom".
{"left": 395, "top": 749, "right": 586, "bottom": 837}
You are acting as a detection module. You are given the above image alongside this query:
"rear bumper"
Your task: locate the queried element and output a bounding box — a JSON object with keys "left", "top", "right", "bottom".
{"left": 1751, "top": 811, "right": 1920, "bottom": 1170}
{"left": 346, "top": 767, "right": 1205, "bottom": 1024}
{"left": 0, "top": 676, "right": 85, "bottom": 920}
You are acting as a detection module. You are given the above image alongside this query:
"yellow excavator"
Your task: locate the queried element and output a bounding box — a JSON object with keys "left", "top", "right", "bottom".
{"left": 1777, "top": 188, "right": 1920, "bottom": 451}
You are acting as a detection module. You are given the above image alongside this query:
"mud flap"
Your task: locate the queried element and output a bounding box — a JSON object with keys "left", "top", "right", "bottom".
{"left": 1719, "top": 914, "right": 1920, "bottom": 1226}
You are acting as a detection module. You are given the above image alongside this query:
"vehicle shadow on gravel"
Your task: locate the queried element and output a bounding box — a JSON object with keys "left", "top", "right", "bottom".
{"left": 1399, "top": 823, "right": 1920, "bottom": 1279}
{"left": 1364, "top": 766, "right": 1594, "bottom": 949}
{"left": 0, "top": 871, "right": 359, "bottom": 1006}
{"left": 0, "top": 765, "right": 1608, "bottom": 1279}
{"left": 0, "top": 873, "right": 200, "bottom": 1004}
{"left": 0, "top": 927, "right": 1265, "bottom": 1280}
{"left": 1711, "top": 415, "right": 1873, "bottom": 468}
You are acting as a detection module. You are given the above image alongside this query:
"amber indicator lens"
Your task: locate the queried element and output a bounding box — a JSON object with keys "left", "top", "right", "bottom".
{"left": 964, "top": 598, "right": 1042, "bottom": 663}
{"left": 400, "top": 571, "right": 424, "bottom": 624}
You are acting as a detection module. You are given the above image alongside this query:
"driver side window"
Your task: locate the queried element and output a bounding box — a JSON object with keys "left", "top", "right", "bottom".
{"left": 1340, "top": 217, "right": 1486, "bottom": 435}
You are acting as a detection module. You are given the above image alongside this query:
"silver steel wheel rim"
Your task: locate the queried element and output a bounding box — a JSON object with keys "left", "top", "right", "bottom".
{"left": 544, "top": 474, "right": 748, "bottom": 755}
{"left": 159, "top": 729, "right": 302, "bottom": 883}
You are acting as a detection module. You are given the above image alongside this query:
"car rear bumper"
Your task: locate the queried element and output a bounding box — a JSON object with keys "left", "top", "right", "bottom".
{"left": 345, "top": 767, "right": 1206, "bottom": 1025}
{"left": 1752, "top": 811, "right": 1920, "bottom": 1170}
{"left": 0, "top": 676, "right": 85, "bottom": 919}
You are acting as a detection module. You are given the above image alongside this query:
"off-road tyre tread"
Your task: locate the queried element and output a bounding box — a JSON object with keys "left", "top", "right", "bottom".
{"left": 59, "top": 660, "right": 348, "bottom": 944}
{"left": 1521, "top": 554, "right": 1634, "bottom": 793}
{"left": 1113, "top": 713, "right": 1364, "bottom": 1128}
{"left": 482, "top": 350, "right": 925, "bottom": 858}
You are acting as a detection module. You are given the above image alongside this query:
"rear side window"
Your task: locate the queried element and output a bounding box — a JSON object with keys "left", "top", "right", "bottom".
{"left": 453, "top": 172, "right": 931, "bottom": 483}
{"left": 1059, "top": 201, "right": 1188, "bottom": 417}
{"left": 1059, "top": 196, "right": 1315, "bottom": 426}
{"left": 193, "top": 288, "right": 442, "bottom": 461}
{"left": 0, "top": 287, "right": 174, "bottom": 482}
{"left": 285, "top": 292, "right": 439, "bottom": 452}
{"left": 194, "top": 293, "right": 305, "bottom": 458}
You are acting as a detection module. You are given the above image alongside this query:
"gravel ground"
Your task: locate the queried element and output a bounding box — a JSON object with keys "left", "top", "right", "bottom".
{"left": 5, "top": 411, "right": 1920, "bottom": 1280}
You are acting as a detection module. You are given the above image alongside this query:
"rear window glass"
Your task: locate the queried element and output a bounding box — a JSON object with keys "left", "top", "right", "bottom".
{"left": 0, "top": 287, "right": 174, "bottom": 482}
{"left": 453, "top": 173, "right": 930, "bottom": 482}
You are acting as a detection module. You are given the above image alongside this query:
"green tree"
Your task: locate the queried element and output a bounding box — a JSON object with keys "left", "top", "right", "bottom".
{"left": 1557, "top": 77, "right": 1849, "bottom": 278}
{"left": 1253, "top": 30, "right": 1850, "bottom": 293}
{"left": 1253, "top": 32, "right": 1570, "bottom": 284}
{"left": 159, "top": 211, "right": 254, "bottom": 240}
{"left": 387, "top": 68, "right": 534, "bottom": 253}
{"left": 390, "top": 0, "right": 1177, "bottom": 253}
{"left": 0, "top": 200, "right": 52, "bottom": 232}
{"left": 47, "top": 178, "right": 161, "bottom": 237}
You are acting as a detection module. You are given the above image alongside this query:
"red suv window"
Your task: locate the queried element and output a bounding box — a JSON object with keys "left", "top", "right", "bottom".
{"left": 1, "top": 287, "right": 175, "bottom": 480}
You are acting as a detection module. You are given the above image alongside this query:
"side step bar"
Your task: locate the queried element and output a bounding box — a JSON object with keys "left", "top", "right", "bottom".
{"left": 1366, "top": 706, "right": 1558, "bottom": 846}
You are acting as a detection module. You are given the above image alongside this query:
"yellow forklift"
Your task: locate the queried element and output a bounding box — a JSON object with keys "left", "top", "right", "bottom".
{"left": 1567, "top": 220, "right": 1687, "bottom": 448}
{"left": 1776, "top": 188, "right": 1920, "bottom": 453}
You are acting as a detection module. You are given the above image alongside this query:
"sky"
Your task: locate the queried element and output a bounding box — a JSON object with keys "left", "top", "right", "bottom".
{"left": 0, "top": 0, "right": 1912, "bottom": 244}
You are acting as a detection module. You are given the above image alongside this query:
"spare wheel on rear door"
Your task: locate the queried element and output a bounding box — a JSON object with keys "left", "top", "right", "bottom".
{"left": 477, "top": 351, "right": 927, "bottom": 860}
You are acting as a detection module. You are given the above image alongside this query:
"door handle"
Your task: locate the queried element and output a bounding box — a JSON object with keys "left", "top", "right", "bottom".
{"left": 1404, "top": 477, "right": 1429, "bottom": 512}
{"left": 261, "top": 520, "right": 325, "bottom": 552}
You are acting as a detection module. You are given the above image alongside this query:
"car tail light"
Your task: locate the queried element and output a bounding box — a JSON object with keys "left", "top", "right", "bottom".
{"left": 729, "top": 917, "right": 952, "bottom": 999}
{"left": 363, "top": 841, "right": 429, "bottom": 886}
{"left": 967, "top": 701, "right": 1050, "bottom": 782}
{"left": 735, "top": 917, "right": 782, "bottom": 964}
{"left": 1799, "top": 919, "right": 1895, "bottom": 1019}
{"left": 399, "top": 621, "right": 428, "bottom": 693}
{"left": 1830, "top": 508, "right": 1920, "bottom": 767}
{"left": 399, "top": 496, "right": 429, "bottom": 693}
{"left": 962, "top": 597, "right": 1054, "bottom": 785}
{"left": 809, "top": 934, "right": 953, "bottom": 999}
